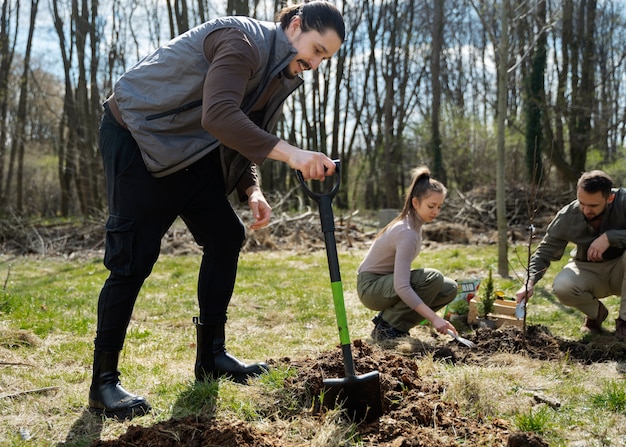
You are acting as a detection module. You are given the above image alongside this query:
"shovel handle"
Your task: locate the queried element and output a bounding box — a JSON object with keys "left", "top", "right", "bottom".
{"left": 295, "top": 160, "right": 341, "bottom": 203}
{"left": 296, "top": 160, "right": 341, "bottom": 237}
{"left": 296, "top": 160, "right": 356, "bottom": 377}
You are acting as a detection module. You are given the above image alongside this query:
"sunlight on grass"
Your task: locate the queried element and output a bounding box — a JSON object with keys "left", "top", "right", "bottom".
{"left": 591, "top": 379, "right": 626, "bottom": 414}
{"left": 514, "top": 405, "right": 552, "bottom": 434}
{"left": 217, "top": 381, "right": 264, "bottom": 421}
{"left": 257, "top": 365, "right": 297, "bottom": 389}
{"left": 1, "top": 242, "right": 625, "bottom": 446}
{"left": 173, "top": 380, "right": 219, "bottom": 416}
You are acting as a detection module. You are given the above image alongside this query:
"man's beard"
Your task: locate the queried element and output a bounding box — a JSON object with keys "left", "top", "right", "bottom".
{"left": 282, "top": 66, "right": 297, "bottom": 79}
{"left": 282, "top": 60, "right": 311, "bottom": 79}
{"left": 585, "top": 209, "right": 606, "bottom": 222}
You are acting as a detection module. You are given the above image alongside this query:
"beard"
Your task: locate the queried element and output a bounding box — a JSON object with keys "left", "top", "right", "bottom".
{"left": 282, "top": 66, "right": 297, "bottom": 79}
{"left": 584, "top": 210, "right": 605, "bottom": 222}
{"left": 282, "top": 59, "right": 311, "bottom": 79}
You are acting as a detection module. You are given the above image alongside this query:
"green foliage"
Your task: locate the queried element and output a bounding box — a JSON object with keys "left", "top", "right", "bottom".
{"left": 447, "top": 297, "right": 470, "bottom": 315}
{"left": 175, "top": 380, "right": 219, "bottom": 416}
{"left": 514, "top": 406, "right": 552, "bottom": 434}
{"left": 477, "top": 268, "right": 495, "bottom": 317}
{"left": 591, "top": 380, "right": 626, "bottom": 413}
{"left": 0, "top": 289, "right": 13, "bottom": 314}
{"left": 257, "top": 365, "right": 296, "bottom": 389}
{"left": 587, "top": 148, "right": 626, "bottom": 187}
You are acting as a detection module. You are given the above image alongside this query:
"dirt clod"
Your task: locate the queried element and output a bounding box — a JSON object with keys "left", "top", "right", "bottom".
{"left": 507, "top": 431, "right": 550, "bottom": 447}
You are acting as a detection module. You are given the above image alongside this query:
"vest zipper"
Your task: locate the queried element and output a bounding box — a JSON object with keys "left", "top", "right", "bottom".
{"left": 145, "top": 99, "right": 203, "bottom": 121}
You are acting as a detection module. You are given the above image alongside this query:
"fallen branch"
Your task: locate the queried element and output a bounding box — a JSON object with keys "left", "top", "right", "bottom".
{"left": 1, "top": 386, "right": 59, "bottom": 399}
{"left": 0, "top": 361, "right": 36, "bottom": 367}
{"left": 533, "top": 393, "right": 561, "bottom": 409}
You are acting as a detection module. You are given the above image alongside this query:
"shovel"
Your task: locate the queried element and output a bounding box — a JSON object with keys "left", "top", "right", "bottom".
{"left": 296, "top": 161, "right": 383, "bottom": 423}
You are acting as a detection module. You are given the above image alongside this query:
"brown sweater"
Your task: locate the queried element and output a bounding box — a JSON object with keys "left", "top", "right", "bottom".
{"left": 201, "top": 28, "right": 281, "bottom": 166}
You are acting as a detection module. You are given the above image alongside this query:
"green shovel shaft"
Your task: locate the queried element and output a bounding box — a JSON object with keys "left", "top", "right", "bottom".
{"left": 296, "top": 161, "right": 358, "bottom": 378}
{"left": 321, "top": 202, "right": 356, "bottom": 378}
{"left": 331, "top": 280, "right": 351, "bottom": 346}
{"left": 320, "top": 199, "right": 351, "bottom": 347}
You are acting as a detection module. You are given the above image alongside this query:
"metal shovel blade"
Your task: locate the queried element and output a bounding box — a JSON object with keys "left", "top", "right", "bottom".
{"left": 322, "top": 370, "right": 383, "bottom": 423}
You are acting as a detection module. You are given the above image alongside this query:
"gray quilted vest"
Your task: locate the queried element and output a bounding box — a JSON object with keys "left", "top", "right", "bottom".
{"left": 113, "top": 16, "right": 302, "bottom": 191}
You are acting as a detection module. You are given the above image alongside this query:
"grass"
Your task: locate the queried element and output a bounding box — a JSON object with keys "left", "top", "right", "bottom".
{"left": 514, "top": 406, "right": 553, "bottom": 434}
{"left": 1, "top": 242, "right": 625, "bottom": 446}
{"left": 592, "top": 379, "right": 626, "bottom": 413}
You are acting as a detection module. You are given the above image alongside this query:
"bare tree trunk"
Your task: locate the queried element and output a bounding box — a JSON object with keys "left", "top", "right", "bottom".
{"left": 496, "top": 0, "right": 509, "bottom": 277}
{"left": 49, "top": 0, "right": 103, "bottom": 217}
{"left": 331, "top": 36, "right": 347, "bottom": 207}
{"left": 0, "top": 0, "right": 18, "bottom": 210}
{"left": 337, "top": 3, "right": 365, "bottom": 210}
{"left": 74, "top": 0, "right": 94, "bottom": 216}
{"left": 88, "top": 0, "right": 103, "bottom": 213}
{"left": 380, "top": 0, "right": 419, "bottom": 209}
{"left": 175, "top": 0, "right": 189, "bottom": 32}
{"left": 568, "top": 0, "right": 596, "bottom": 175}
{"left": 429, "top": 0, "right": 445, "bottom": 183}
{"left": 52, "top": 0, "right": 78, "bottom": 216}
{"left": 14, "top": 0, "right": 38, "bottom": 213}
{"left": 523, "top": 0, "right": 547, "bottom": 185}
{"left": 166, "top": 0, "right": 189, "bottom": 36}
{"left": 546, "top": 0, "right": 597, "bottom": 184}
{"left": 166, "top": 0, "right": 176, "bottom": 39}
{"left": 227, "top": 0, "right": 249, "bottom": 16}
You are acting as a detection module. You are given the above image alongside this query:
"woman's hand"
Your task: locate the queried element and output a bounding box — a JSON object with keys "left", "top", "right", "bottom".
{"left": 432, "top": 316, "right": 456, "bottom": 335}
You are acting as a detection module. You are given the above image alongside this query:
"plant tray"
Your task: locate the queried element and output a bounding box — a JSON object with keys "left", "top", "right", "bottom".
{"left": 467, "top": 298, "right": 523, "bottom": 329}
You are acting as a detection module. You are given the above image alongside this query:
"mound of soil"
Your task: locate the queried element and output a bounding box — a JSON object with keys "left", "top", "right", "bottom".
{"left": 87, "top": 324, "right": 626, "bottom": 447}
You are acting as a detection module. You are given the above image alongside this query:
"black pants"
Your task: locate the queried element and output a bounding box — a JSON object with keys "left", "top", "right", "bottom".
{"left": 95, "top": 107, "right": 245, "bottom": 352}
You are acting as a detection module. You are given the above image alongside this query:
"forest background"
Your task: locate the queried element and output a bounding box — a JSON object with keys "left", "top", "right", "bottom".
{"left": 1, "top": 0, "right": 626, "bottom": 240}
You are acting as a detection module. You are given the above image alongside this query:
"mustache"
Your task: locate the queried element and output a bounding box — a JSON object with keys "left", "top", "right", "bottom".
{"left": 298, "top": 59, "right": 311, "bottom": 70}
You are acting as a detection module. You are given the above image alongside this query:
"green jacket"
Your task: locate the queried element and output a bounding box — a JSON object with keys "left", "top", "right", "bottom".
{"left": 528, "top": 188, "right": 626, "bottom": 283}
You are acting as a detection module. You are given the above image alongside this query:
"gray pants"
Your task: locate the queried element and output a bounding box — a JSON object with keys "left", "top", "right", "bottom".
{"left": 357, "top": 269, "right": 458, "bottom": 332}
{"left": 552, "top": 251, "right": 626, "bottom": 320}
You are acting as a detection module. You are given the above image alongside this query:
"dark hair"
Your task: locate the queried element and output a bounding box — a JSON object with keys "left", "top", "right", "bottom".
{"left": 577, "top": 170, "right": 613, "bottom": 198}
{"left": 377, "top": 166, "right": 447, "bottom": 237}
{"left": 277, "top": 1, "right": 345, "bottom": 42}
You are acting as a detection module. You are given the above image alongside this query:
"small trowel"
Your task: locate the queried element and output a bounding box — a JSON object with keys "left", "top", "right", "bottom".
{"left": 515, "top": 300, "right": 526, "bottom": 319}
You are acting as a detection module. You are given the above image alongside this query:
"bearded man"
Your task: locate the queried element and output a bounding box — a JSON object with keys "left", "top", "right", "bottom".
{"left": 516, "top": 170, "right": 626, "bottom": 340}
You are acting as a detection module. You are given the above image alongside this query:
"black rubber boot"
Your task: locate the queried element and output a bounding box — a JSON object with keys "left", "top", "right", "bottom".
{"left": 193, "top": 317, "right": 268, "bottom": 384}
{"left": 88, "top": 350, "right": 151, "bottom": 420}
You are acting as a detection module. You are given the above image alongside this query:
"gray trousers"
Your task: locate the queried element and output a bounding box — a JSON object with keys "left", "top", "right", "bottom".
{"left": 357, "top": 269, "right": 458, "bottom": 332}
{"left": 552, "top": 251, "right": 626, "bottom": 320}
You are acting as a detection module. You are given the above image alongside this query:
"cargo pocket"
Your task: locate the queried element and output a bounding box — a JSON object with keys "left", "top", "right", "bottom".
{"left": 103, "top": 215, "right": 135, "bottom": 276}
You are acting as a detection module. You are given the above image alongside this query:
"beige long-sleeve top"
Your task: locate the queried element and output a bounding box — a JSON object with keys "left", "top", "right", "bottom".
{"left": 357, "top": 213, "right": 425, "bottom": 309}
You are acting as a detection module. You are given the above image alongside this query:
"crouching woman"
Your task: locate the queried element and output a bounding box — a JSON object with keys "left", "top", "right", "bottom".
{"left": 357, "top": 166, "right": 458, "bottom": 342}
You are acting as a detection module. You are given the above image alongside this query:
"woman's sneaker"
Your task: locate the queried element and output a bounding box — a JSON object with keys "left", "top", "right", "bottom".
{"left": 371, "top": 314, "right": 409, "bottom": 341}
